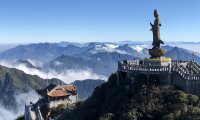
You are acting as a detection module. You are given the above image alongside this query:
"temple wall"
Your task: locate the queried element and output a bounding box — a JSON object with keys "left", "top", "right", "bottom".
{"left": 185, "top": 80, "right": 200, "bottom": 96}
{"left": 49, "top": 99, "right": 70, "bottom": 108}
{"left": 69, "top": 95, "right": 78, "bottom": 103}
{"left": 49, "top": 95, "right": 78, "bottom": 108}
{"left": 171, "top": 73, "right": 200, "bottom": 96}
{"left": 171, "top": 73, "right": 186, "bottom": 91}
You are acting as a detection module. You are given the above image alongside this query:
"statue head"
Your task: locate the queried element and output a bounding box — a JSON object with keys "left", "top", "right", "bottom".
{"left": 154, "top": 9, "right": 159, "bottom": 18}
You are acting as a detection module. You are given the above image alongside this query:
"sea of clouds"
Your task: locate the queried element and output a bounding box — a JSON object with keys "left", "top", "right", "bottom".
{"left": 0, "top": 59, "right": 107, "bottom": 119}
{"left": 0, "top": 60, "right": 107, "bottom": 84}
{"left": 0, "top": 90, "right": 40, "bottom": 120}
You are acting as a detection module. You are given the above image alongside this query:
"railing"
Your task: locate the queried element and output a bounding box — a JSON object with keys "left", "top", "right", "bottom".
{"left": 118, "top": 60, "right": 200, "bottom": 81}
{"left": 172, "top": 65, "right": 200, "bottom": 81}
{"left": 193, "top": 61, "right": 200, "bottom": 69}
{"left": 179, "top": 65, "right": 190, "bottom": 74}
{"left": 171, "top": 60, "right": 189, "bottom": 66}
{"left": 186, "top": 62, "right": 198, "bottom": 74}
{"left": 191, "top": 61, "right": 200, "bottom": 72}
{"left": 172, "top": 66, "right": 188, "bottom": 80}
{"left": 119, "top": 64, "right": 170, "bottom": 73}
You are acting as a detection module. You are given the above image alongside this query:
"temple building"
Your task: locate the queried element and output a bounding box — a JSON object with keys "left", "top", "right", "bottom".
{"left": 24, "top": 83, "right": 78, "bottom": 120}
{"left": 37, "top": 83, "right": 78, "bottom": 106}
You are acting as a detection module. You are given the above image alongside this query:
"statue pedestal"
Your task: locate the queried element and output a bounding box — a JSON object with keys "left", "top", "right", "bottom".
{"left": 143, "top": 56, "right": 171, "bottom": 66}
{"left": 149, "top": 48, "right": 165, "bottom": 58}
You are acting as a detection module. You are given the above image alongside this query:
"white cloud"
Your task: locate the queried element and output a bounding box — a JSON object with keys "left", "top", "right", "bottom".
{"left": 0, "top": 107, "right": 16, "bottom": 120}
{"left": 130, "top": 45, "right": 149, "bottom": 52}
{"left": 0, "top": 60, "right": 107, "bottom": 119}
{"left": 53, "top": 60, "right": 63, "bottom": 66}
{"left": 90, "top": 44, "right": 128, "bottom": 54}
{"left": 0, "top": 60, "right": 107, "bottom": 84}
{"left": 15, "top": 90, "right": 40, "bottom": 109}
{"left": 54, "top": 69, "right": 107, "bottom": 83}
{"left": 27, "top": 59, "right": 44, "bottom": 68}
{"left": 104, "top": 44, "right": 119, "bottom": 49}
{"left": 0, "top": 90, "right": 40, "bottom": 120}
{"left": 97, "top": 58, "right": 101, "bottom": 61}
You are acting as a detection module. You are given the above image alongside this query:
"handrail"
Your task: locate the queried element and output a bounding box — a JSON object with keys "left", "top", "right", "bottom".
{"left": 172, "top": 60, "right": 189, "bottom": 66}
{"left": 172, "top": 65, "right": 200, "bottom": 80}
{"left": 191, "top": 62, "right": 200, "bottom": 72}
{"left": 179, "top": 65, "right": 190, "bottom": 74}
{"left": 193, "top": 61, "right": 200, "bottom": 69}
{"left": 172, "top": 66, "right": 188, "bottom": 80}
{"left": 186, "top": 62, "right": 199, "bottom": 74}
{"left": 118, "top": 62, "right": 200, "bottom": 81}
{"left": 119, "top": 64, "right": 170, "bottom": 72}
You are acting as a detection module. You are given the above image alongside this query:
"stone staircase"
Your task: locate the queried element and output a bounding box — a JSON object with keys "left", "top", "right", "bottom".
{"left": 190, "top": 61, "right": 200, "bottom": 73}
{"left": 172, "top": 61, "right": 200, "bottom": 81}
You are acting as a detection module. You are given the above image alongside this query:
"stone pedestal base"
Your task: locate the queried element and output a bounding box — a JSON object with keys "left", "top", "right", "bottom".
{"left": 143, "top": 57, "right": 171, "bottom": 66}
{"left": 149, "top": 48, "right": 165, "bottom": 58}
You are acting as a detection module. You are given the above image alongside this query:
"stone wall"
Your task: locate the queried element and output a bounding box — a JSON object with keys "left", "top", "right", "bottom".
{"left": 166, "top": 73, "right": 200, "bottom": 96}
{"left": 50, "top": 95, "right": 77, "bottom": 108}
{"left": 171, "top": 73, "right": 186, "bottom": 91}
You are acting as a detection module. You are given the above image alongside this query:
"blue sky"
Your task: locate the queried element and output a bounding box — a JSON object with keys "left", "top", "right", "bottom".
{"left": 0, "top": 0, "right": 200, "bottom": 44}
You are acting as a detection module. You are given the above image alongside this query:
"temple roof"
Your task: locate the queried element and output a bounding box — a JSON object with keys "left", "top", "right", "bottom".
{"left": 37, "top": 83, "right": 77, "bottom": 97}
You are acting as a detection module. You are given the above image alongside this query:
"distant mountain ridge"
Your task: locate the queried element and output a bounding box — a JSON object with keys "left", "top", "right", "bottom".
{"left": 16, "top": 59, "right": 41, "bottom": 69}
{"left": 73, "top": 79, "right": 105, "bottom": 100}
{"left": 165, "top": 47, "right": 200, "bottom": 63}
{"left": 0, "top": 42, "right": 147, "bottom": 63}
{"left": 0, "top": 43, "right": 65, "bottom": 62}
{"left": 0, "top": 42, "right": 199, "bottom": 77}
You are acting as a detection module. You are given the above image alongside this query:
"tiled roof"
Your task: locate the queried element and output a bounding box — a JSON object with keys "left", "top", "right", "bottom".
{"left": 37, "top": 83, "right": 77, "bottom": 97}
{"left": 48, "top": 85, "right": 77, "bottom": 97}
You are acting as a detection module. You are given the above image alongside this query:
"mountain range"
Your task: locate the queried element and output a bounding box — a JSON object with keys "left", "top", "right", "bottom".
{"left": 73, "top": 79, "right": 105, "bottom": 100}
{"left": 0, "top": 41, "right": 199, "bottom": 119}
{"left": 1, "top": 42, "right": 199, "bottom": 77}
